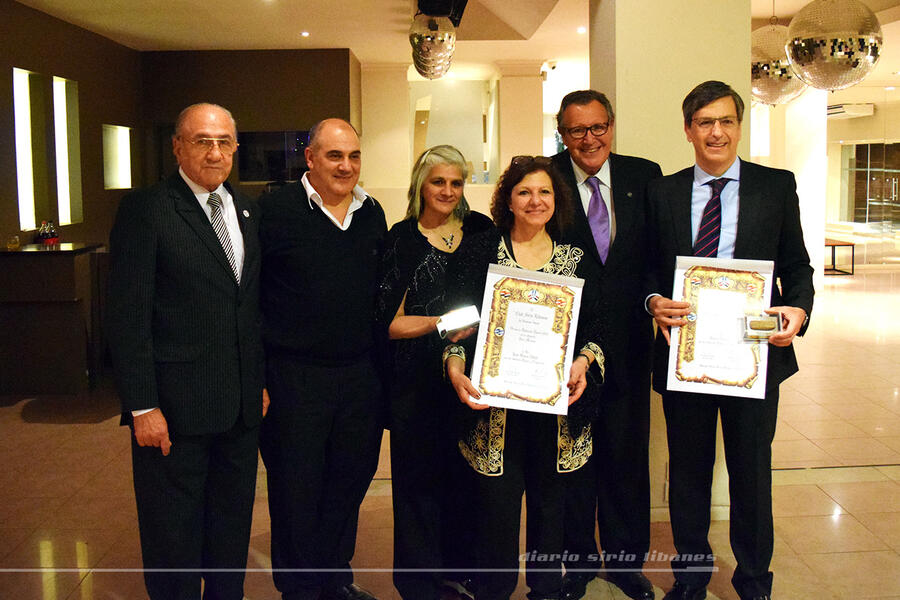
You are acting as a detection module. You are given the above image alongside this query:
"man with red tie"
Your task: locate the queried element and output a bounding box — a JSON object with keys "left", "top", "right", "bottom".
{"left": 645, "top": 81, "right": 814, "bottom": 600}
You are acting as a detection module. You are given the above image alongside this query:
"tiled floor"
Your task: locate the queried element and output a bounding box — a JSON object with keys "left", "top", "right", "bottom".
{"left": 772, "top": 268, "right": 900, "bottom": 470}
{"left": 0, "top": 267, "right": 898, "bottom": 599}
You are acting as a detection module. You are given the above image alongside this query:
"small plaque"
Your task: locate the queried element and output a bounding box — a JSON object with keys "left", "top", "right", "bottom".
{"left": 744, "top": 314, "right": 782, "bottom": 340}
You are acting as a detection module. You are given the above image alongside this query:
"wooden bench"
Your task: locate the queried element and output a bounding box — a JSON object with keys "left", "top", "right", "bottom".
{"left": 825, "top": 238, "right": 855, "bottom": 275}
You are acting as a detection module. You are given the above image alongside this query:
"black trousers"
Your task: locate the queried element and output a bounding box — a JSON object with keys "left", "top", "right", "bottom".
{"left": 563, "top": 374, "right": 652, "bottom": 574}
{"left": 260, "top": 355, "right": 383, "bottom": 600}
{"left": 390, "top": 382, "right": 476, "bottom": 600}
{"left": 131, "top": 417, "right": 259, "bottom": 600}
{"left": 662, "top": 388, "right": 779, "bottom": 600}
{"left": 473, "top": 410, "right": 573, "bottom": 600}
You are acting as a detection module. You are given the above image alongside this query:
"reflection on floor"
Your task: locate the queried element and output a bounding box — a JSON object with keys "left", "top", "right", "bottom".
{"left": 774, "top": 269, "right": 900, "bottom": 469}
{"left": 0, "top": 269, "right": 898, "bottom": 599}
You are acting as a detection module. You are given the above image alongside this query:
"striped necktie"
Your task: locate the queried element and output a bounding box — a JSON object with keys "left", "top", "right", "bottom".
{"left": 693, "top": 178, "right": 728, "bottom": 257}
{"left": 207, "top": 192, "right": 239, "bottom": 282}
{"left": 586, "top": 176, "right": 610, "bottom": 264}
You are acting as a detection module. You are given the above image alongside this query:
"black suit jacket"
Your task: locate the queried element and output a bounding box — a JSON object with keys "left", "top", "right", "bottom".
{"left": 552, "top": 151, "right": 663, "bottom": 394}
{"left": 645, "top": 159, "right": 815, "bottom": 393}
{"left": 107, "top": 172, "right": 264, "bottom": 435}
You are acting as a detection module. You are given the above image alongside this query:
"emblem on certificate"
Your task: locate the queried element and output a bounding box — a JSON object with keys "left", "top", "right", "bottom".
{"left": 467, "top": 264, "right": 584, "bottom": 415}
{"left": 666, "top": 256, "right": 775, "bottom": 399}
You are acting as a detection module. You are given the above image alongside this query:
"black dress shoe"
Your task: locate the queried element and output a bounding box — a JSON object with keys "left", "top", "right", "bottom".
{"left": 561, "top": 572, "right": 594, "bottom": 600}
{"left": 320, "top": 583, "right": 379, "bottom": 600}
{"left": 607, "top": 572, "right": 655, "bottom": 600}
{"left": 662, "top": 582, "right": 706, "bottom": 600}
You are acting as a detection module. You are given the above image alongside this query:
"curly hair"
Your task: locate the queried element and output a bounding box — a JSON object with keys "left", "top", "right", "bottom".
{"left": 491, "top": 156, "right": 574, "bottom": 238}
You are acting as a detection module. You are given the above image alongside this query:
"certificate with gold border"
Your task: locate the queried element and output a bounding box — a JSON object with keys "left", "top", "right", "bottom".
{"left": 666, "top": 256, "right": 774, "bottom": 399}
{"left": 467, "top": 264, "right": 584, "bottom": 415}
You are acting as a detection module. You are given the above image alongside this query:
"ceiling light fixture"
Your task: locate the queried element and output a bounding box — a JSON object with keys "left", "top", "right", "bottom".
{"left": 785, "top": 0, "right": 882, "bottom": 91}
{"left": 409, "top": 1, "right": 459, "bottom": 80}
{"left": 751, "top": 3, "right": 807, "bottom": 106}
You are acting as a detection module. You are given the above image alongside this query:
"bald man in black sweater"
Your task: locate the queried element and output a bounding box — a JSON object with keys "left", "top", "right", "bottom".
{"left": 258, "top": 119, "right": 387, "bottom": 600}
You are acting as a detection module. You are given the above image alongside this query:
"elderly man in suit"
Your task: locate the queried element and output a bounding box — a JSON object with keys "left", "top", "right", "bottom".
{"left": 551, "top": 90, "right": 661, "bottom": 600}
{"left": 107, "top": 102, "right": 265, "bottom": 600}
{"left": 646, "top": 81, "right": 814, "bottom": 600}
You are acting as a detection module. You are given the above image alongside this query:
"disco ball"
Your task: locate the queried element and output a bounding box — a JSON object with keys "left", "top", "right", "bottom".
{"left": 409, "top": 14, "right": 456, "bottom": 80}
{"left": 752, "top": 24, "right": 807, "bottom": 105}
{"left": 785, "top": 0, "right": 882, "bottom": 91}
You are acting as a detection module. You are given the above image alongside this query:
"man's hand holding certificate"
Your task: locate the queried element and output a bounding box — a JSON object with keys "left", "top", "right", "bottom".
{"left": 652, "top": 256, "right": 778, "bottom": 399}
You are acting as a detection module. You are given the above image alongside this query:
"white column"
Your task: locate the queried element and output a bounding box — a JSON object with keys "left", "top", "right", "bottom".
{"left": 360, "top": 64, "right": 411, "bottom": 226}
{"left": 496, "top": 61, "right": 544, "bottom": 169}
{"left": 783, "top": 89, "right": 828, "bottom": 291}
{"left": 589, "top": 0, "right": 751, "bottom": 173}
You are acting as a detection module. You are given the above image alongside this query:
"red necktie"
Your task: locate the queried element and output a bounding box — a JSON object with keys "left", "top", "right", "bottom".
{"left": 693, "top": 178, "right": 728, "bottom": 257}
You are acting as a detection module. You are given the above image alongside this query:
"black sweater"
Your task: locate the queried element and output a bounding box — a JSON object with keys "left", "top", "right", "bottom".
{"left": 259, "top": 182, "right": 387, "bottom": 365}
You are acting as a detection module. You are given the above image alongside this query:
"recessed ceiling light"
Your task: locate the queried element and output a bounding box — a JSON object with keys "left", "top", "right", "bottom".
{"left": 301, "top": 31, "right": 310, "bottom": 37}
{"left": 577, "top": 26, "right": 587, "bottom": 34}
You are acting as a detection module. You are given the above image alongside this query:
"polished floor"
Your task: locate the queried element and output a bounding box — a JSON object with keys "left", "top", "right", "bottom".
{"left": 1, "top": 268, "right": 899, "bottom": 599}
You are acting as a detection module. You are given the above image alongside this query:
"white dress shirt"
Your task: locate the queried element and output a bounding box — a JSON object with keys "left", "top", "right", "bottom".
{"left": 301, "top": 171, "right": 370, "bottom": 230}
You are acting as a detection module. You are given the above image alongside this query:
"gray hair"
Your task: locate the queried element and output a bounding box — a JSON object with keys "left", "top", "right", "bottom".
{"left": 406, "top": 145, "right": 470, "bottom": 220}
{"left": 173, "top": 103, "right": 236, "bottom": 139}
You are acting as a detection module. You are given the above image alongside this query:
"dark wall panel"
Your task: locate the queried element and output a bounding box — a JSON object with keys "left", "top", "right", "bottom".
{"left": 0, "top": 0, "right": 143, "bottom": 245}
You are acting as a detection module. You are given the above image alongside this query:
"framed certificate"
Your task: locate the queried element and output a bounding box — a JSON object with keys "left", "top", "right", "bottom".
{"left": 467, "top": 264, "right": 584, "bottom": 415}
{"left": 666, "top": 256, "right": 775, "bottom": 399}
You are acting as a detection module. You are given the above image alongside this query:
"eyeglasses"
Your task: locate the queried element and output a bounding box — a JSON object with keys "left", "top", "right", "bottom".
{"left": 691, "top": 116, "right": 739, "bottom": 131}
{"left": 184, "top": 137, "right": 239, "bottom": 155}
{"left": 561, "top": 122, "right": 610, "bottom": 139}
{"left": 511, "top": 155, "right": 552, "bottom": 167}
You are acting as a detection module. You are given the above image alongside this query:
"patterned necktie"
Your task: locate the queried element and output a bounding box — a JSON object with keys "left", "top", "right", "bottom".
{"left": 586, "top": 176, "right": 610, "bottom": 264}
{"left": 693, "top": 178, "right": 728, "bottom": 257}
{"left": 207, "top": 192, "right": 240, "bottom": 282}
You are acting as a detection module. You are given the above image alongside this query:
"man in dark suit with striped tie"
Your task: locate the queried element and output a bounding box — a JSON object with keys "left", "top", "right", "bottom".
{"left": 107, "top": 103, "right": 266, "bottom": 600}
{"left": 645, "top": 81, "right": 814, "bottom": 600}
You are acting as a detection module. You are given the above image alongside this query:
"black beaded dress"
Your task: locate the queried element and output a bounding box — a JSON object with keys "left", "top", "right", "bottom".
{"left": 376, "top": 211, "right": 493, "bottom": 600}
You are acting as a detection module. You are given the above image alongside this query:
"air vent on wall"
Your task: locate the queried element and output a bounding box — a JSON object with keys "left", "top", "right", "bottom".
{"left": 827, "top": 103, "right": 875, "bottom": 119}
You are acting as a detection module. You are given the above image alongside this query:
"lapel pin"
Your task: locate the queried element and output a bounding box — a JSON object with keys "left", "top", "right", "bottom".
{"left": 242, "top": 209, "right": 250, "bottom": 218}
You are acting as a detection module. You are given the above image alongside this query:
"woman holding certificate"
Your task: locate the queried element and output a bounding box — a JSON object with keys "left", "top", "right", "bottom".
{"left": 443, "top": 156, "right": 605, "bottom": 600}
{"left": 377, "top": 145, "right": 493, "bottom": 600}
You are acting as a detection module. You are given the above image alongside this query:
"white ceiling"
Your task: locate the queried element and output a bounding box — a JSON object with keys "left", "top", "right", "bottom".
{"left": 12, "top": 0, "right": 900, "bottom": 88}
{"left": 12, "top": 0, "right": 588, "bottom": 67}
